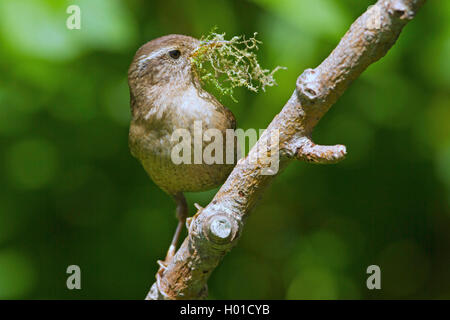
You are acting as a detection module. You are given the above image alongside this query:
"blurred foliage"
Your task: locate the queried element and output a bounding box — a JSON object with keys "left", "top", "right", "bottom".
{"left": 0, "top": 0, "right": 449, "bottom": 299}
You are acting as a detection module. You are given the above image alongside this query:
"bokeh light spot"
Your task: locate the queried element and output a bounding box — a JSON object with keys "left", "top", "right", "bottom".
{"left": 102, "top": 78, "right": 131, "bottom": 126}
{"left": 287, "top": 266, "right": 338, "bottom": 299}
{"left": 0, "top": 250, "right": 35, "bottom": 299}
{"left": 293, "top": 231, "right": 350, "bottom": 272}
{"left": 6, "top": 138, "right": 59, "bottom": 189}
{"left": 378, "top": 240, "right": 430, "bottom": 297}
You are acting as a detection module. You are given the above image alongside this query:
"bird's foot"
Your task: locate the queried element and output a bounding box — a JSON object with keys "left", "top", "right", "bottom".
{"left": 157, "top": 259, "right": 168, "bottom": 271}
{"left": 155, "top": 268, "right": 170, "bottom": 299}
{"left": 186, "top": 203, "right": 204, "bottom": 228}
{"left": 193, "top": 203, "right": 204, "bottom": 219}
{"left": 154, "top": 244, "right": 177, "bottom": 299}
{"left": 159, "top": 244, "right": 176, "bottom": 267}
{"left": 186, "top": 217, "right": 193, "bottom": 229}
{"left": 194, "top": 203, "right": 204, "bottom": 212}
{"left": 156, "top": 243, "right": 176, "bottom": 274}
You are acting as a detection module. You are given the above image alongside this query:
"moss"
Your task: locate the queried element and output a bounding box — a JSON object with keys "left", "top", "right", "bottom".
{"left": 191, "top": 30, "right": 285, "bottom": 102}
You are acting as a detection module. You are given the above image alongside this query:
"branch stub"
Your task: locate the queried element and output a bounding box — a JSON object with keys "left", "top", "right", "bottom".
{"left": 203, "top": 214, "right": 238, "bottom": 247}
{"left": 208, "top": 215, "right": 232, "bottom": 243}
{"left": 296, "top": 68, "right": 324, "bottom": 106}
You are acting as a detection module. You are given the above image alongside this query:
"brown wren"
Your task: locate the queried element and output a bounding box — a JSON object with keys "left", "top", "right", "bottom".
{"left": 128, "top": 35, "right": 237, "bottom": 269}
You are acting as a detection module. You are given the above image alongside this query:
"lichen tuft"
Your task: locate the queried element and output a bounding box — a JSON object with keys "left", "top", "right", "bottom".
{"left": 191, "top": 29, "right": 285, "bottom": 102}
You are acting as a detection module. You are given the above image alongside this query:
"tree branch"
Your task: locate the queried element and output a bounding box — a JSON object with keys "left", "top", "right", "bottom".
{"left": 146, "top": 0, "right": 426, "bottom": 300}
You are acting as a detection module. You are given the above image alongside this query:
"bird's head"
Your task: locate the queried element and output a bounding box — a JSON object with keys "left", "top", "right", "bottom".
{"left": 129, "top": 34, "right": 201, "bottom": 91}
{"left": 128, "top": 34, "right": 205, "bottom": 119}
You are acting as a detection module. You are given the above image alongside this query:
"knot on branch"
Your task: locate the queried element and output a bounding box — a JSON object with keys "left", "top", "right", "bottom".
{"left": 388, "top": 0, "right": 416, "bottom": 20}
{"left": 296, "top": 68, "right": 326, "bottom": 106}
{"left": 202, "top": 213, "right": 239, "bottom": 249}
{"left": 295, "top": 137, "right": 347, "bottom": 164}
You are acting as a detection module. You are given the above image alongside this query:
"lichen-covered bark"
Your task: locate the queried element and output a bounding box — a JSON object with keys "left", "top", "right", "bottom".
{"left": 146, "top": 0, "right": 426, "bottom": 300}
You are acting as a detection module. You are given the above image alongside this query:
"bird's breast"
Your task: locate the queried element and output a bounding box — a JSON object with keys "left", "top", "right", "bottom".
{"left": 130, "top": 85, "right": 236, "bottom": 160}
{"left": 129, "top": 85, "right": 238, "bottom": 194}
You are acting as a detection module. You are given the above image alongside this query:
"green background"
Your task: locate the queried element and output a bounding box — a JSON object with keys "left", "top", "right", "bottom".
{"left": 0, "top": 0, "right": 449, "bottom": 299}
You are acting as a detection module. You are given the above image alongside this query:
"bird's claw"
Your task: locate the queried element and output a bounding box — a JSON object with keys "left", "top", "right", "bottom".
{"left": 194, "top": 203, "right": 204, "bottom": 211}
{"left": 157, "top": 259, "right": 168, "bottom": 271}
{"left": 186, "top": 203, "right": 204, "bottom": 228}
{"left": 155, "top": 268, "right": 170, "bottom": 299}
{"left": 157, "top": 243, "right": 176, "bottom": 274}
{"left": 186, "top": 217, "right": 193, "bottom": 228}
{"left": 155, "top": 246, "right": 177, "bottom": 299}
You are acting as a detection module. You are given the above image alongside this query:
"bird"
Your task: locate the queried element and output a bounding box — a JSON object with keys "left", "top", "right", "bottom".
{"left": 127, "top": 34, "right": 237, "bottom": 271}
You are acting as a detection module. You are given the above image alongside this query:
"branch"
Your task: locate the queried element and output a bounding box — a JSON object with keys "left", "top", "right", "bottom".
{"left": 146, "top": 0, "right": 426, "bottom": 300}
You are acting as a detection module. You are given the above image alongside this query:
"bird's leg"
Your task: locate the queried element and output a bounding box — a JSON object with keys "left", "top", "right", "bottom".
{"left": 157, "top": 192, "right": 188, "bottom": 273}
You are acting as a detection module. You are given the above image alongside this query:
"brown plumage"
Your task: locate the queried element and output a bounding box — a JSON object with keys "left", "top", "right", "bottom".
{"left": 128, "top": 35, "right": 237, "bottom": 269}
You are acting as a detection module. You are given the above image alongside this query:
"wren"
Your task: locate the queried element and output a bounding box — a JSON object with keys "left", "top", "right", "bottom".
{"left": 128, "top": 35, "right": 237, "bottom": 269}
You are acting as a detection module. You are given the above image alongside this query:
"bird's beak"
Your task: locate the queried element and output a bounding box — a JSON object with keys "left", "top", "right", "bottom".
{"left": 190, "top": 40, "right": 225, "bottom": 59}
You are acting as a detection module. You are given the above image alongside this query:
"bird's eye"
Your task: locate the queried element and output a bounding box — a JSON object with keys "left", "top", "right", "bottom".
{"left": 168, "top": 49, "right": 181, "bottom": 59}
